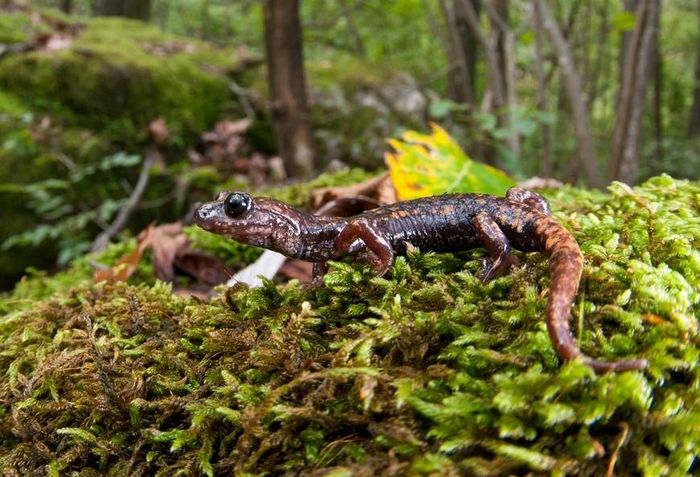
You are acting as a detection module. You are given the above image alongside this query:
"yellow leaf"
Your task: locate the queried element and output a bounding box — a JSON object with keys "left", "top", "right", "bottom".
{"left": 385, "top": 124, "right": 515, "bottom": 200}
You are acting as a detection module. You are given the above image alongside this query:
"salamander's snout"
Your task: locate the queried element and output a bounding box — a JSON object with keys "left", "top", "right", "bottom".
{"left": 194, "top": 202, "right": 222, "bottom": 229}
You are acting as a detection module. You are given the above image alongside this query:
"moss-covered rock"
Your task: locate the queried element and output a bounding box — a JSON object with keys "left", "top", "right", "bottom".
{"left": 307, "top": 56, "right": 429, "bottom": 167}
{"left": 0, "top": 16, "right": 233, "bottom": 144}
{"left": 0, "top": 11, "right": 245, "bottom": 288}
{"left": 0, "top": 175, "right": 698, "bottom": 476}
{"left": 243, "top": 52, "right": 429, "bottom": 167}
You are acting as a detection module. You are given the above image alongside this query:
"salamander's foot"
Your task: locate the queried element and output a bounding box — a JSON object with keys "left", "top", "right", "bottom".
{"left": 307, "top": 262, "right": 329, "bottom": 289}
{"left": 473, "top": 212, "right": 519, "bottom": 282}
{"left": 480, "top": 253, "right": 520, "bottom": 283}
{"left": 506, "top": 187, "right": 551, "bottom": 215}
{"left": 334, "top": 221, "right": 394, "bottom": 277}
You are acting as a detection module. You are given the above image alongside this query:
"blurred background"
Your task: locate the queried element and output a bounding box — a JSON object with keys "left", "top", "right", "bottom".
{"left": 0, "top": 0, "right": 698, "bottom": 289}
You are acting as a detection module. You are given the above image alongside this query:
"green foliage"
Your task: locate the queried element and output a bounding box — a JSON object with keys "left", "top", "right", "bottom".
{"left": 0, "top": 175, "right": 697, "bottom": 475}
{"left": 0, "top": 12, "right": 30, "bottom": 43}
{"left": 1, "top": 152, "right": 142, "bottom": 265}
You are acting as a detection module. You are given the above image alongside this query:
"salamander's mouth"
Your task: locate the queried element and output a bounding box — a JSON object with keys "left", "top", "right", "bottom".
{"left": 194, "top": 202, "right": 221, "bottom": 230}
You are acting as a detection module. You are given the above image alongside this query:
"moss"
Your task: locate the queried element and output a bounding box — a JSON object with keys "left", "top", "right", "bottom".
{"left": 0, "top": 13, "right": 31, "bottom": 44}
{"left": 0, "top": 16, "right": 233, "bottom": 144}
{"left": 0, "top": 91, "right": 29, "bottom": 118}
{"left": 0, "top": 175, "right": 698, "bottom": 475}
{"left": 0, "top": 11, "right": 244, "bottom": 286}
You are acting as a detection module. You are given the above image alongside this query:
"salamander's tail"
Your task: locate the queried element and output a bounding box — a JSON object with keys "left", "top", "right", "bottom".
{"left": 537, "top": 216, "right": 648, "bottom": 373}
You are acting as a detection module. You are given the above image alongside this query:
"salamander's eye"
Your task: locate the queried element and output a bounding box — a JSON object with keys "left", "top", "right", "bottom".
{"left": 224, "top": 192, "right": 251, "bottom": 218}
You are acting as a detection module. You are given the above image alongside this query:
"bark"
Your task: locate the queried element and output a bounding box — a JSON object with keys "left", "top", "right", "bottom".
{"left": 459, "top": 0, "right": 506, "bottom": 110}
{"left": 586, "top": 2, "right": 610, "bottom": 109}
{"left": 95, "top": 0, "right": 151, "bottom": 20}
{"left": 489, "top": 0, "right": 509, "bottom": 90}
{"left": 609, "top": 0, "right": 660, "bottom": 183}
{"left": 262, "top": 0, "right": 315, "bottom": 178}
{"left": 439, "top": 0, "right": 477, "bottom": 104}
{"left": 688, "top": 0, "right": 700, "bottom": 137}
{"left": 651, "top": 6, "right": 663, "bottom": 171}
{"left": 534, "top": 0, "right": 602, "bottom": 188}
{"left": 484, "top": 0, "right": 519, "bottom": 161}
{"left": 532, "top": 2, "right": 552, "bottom": 176}
{"left": 60, "top": 0, "right": 72, "bottom": 14}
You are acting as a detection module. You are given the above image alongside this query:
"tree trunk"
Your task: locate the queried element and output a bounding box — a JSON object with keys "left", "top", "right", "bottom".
{"left": 262, "top": 0, "right": 315, "bottom": 178}
{"left": 534, "top": 0, "right": 603, "bottom": 188}
{"left": 688, "top": 0, "right": 700, "bottom": 137}
{"left": 459, "top": 0, "right": 506, "bottom": 112}
{"left": 532, "top": 2, "right": 552, "bottom": 176}
{"left": 651, "top": 5, "right": 663, "bottom": 172}
{"left": 439, "top": 0, "right": 478, "bottom": 104}
{"left": 484, "top": 0, "right": 520, "bottom": 162}
{"left": 490, "top": 0, "right": 509, "bottom": 92}
{"left": 95, "top": 0, "right": 151, "bottom": 20}
{"left": 609, "top": 0, "right": 660, "bottom": 183}
{"left": 60, "top": 0, "right": 72, "bottom": 14}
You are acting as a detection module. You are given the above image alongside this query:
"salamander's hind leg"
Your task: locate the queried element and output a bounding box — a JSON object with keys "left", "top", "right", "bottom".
{"left": 506, "top": 187, "right": 551, "bottom": 215}
{"left": 333, "top": 221, "right": 394, "bottom": 276}
{"left": 473, "top": 212, "right": 520, "bottom": 282}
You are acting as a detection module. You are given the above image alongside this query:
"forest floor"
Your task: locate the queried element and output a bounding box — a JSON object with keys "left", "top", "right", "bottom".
{"left": 0, "top": 174, "right": 697, "bottom": 476}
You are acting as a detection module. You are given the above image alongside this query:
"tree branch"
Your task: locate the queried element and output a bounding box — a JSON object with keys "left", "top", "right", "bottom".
{"left": 91, "top": 153, "right": 154, "bottom": 253}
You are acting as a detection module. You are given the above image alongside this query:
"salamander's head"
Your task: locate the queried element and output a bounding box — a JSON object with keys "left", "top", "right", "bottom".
{"left": 194, "top": 191, "right": 306, "bottom": 257}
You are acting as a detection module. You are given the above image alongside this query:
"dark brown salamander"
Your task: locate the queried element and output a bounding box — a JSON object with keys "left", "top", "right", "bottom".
{"left": 194, "top": 187, "right": 647, "bottom": 373}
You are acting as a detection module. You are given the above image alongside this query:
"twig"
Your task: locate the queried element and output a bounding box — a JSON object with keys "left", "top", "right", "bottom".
{"left": 229, "top": 80, "right": 258, "bottom": 119}
{"left": 90, "top": 153, "right": 154, "bottom": 253}
{"left": 606, "top": 422, "right": 630, "bottom": 477}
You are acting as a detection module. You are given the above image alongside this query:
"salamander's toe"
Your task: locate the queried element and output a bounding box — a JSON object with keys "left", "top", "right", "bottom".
{"left": 480, "top": 253, "right": 520, "bottom": 282}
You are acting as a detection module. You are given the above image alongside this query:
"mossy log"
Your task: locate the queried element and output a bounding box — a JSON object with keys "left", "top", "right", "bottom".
{"left": 1, "top": 175, "right": 698, "bottom": 476}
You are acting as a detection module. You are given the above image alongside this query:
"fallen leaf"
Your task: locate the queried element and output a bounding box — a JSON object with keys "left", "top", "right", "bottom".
{"left": 385, "top": 123, "right": 515, "bottom": 200}
{"left": 173, "top": 250, "right": 230, "bottom": 285}
{"left": 148, "top": 117, "right": 169, "bottom": 145}
{"left": 150, "top": 223, "right": 188, "bottom": 282}
{"left": 310, "top": 173, "right": 395, "bottom": 212}
{"left": 279, "top": 259, "right": 313, "bottom": 282}
{"left": 94, "top": 222, "right": 230, "bottom": 287}
{"left": 93, "top": 225, "right": 154, "bottom": 283}
{"left": 314, "top": 196, "right": 381, "bottom": 217}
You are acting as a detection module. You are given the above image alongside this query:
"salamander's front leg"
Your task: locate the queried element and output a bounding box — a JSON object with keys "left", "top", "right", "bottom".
{"left": 310, "top": 262, "right": 329, "bottom": 288}
{"left": 506, "top": 187, "right": 551, "bottom": 215}
{"left": 333, "top": 221, "right": 394, "bottom": 276}
{"left": 473, "top": 212, "right": 520, "bottom": 282}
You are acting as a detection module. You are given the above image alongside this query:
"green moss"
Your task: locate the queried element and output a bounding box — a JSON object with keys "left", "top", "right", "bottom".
{"left": 0, "top": 91, "right": 29, "bottom": 118}
{"left": 0, "top": 13, "right": 30, "bottom": 44}
{"left": 0, "top": 16, "right": 232, "bottom": 144}
{"left": 306, "top": 54, "right": 395, "bottom": 91}
{"left": 0, "top": 175, "right": 698, "bottom": 475}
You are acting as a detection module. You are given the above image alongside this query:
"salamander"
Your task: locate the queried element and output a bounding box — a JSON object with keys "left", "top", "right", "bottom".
{"left": 194, "top": 187, "right": 647, "bottom": 373}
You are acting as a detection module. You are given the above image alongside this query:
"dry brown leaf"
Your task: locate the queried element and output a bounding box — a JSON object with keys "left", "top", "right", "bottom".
{"left": 278, "top": 259, "right": 313, "bottom": 282}
{"left": 310, "top": 173, "right": 396, "bottom": 212}
{"left": 174, "top": 250, "right": 229, "bottom": 286}
{"left": 150, "top": 223, "right": 188, "bottom": 282}
{"left": 94, "top": 222, "right": 230, "bottom": 287}
{"left": 93, "top": 225, "right": 154, "bottom": 283}
{"left": 148, "top": 117, "right": 169, "bottom": 145}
